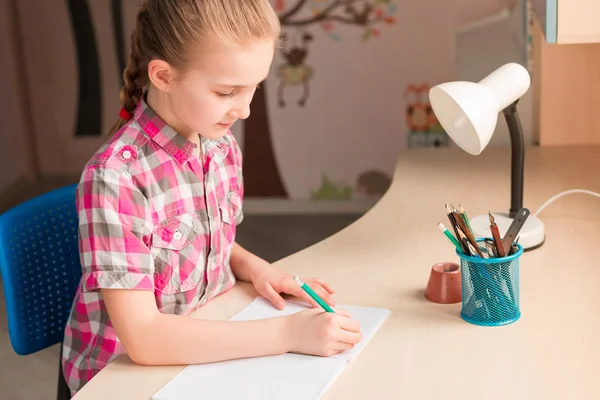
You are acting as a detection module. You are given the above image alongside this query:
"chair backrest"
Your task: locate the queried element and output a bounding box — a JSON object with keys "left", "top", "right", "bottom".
{"left": 0, "top": 184, "right": 82, "bottom": 355}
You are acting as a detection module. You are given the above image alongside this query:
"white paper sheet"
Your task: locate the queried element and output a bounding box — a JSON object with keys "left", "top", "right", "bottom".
{"left": 152, "top": 297, "right": 390, "bottom": 400}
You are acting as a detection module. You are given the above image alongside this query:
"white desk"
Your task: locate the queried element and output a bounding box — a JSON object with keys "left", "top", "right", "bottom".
{"left": 73, "top": 145, "right": 600, "bottom": 399}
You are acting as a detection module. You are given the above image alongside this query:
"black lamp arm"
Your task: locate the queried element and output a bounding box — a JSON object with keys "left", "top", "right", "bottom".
{"left": 502, "top": 100, "right": 524, "bottom": 219}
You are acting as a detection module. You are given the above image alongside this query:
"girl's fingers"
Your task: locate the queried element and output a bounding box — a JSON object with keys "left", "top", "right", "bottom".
{"left": 337, "top": 313, "right": 361, "bottom": 332}
{"left": 334, "top": 308, "right": 352, "bottom": 318}
{"left": 264, "top": 284, "right": 286, "bottom": 310}
{"left": 314, "top": 278, "right": 335, "bottom": 294}
{"left": 305, "top": 280, "right": 335, "bottom": 306}
{"left": 289, "top": 277, "right": 335, "bottom": 308}
{"left": 333, "top": 342, "right": 355, "bottom": 353}
{"left": 286, "top": 282, "right": 320, "bottom": 308}
{"left": 337, "top": 330, "right": 362, "bottom": 345}
{"left": 306, "top": 278, "right": 336, "bottom": 295}
{"left": 317, "top": 288, "right": 335, "bottom": 306}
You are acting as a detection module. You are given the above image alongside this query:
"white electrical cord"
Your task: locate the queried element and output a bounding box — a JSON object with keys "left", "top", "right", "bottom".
{"left": 534, "top": 189, "right": 600, "bottom": 217}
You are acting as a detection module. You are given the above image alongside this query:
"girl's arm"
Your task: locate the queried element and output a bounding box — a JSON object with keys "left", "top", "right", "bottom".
{"left": 102, "top": 288, "right": 361, "bottom": 365}
{"left": 229, "top": 242, "right": 265, "bottom": 282}
{"left": 102, "top": 288, "right": 290, "bottom": 365}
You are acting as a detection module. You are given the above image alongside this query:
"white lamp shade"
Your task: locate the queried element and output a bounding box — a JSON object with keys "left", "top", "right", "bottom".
{"left": 428, "top": 63, "right": 531, "bottom": 155}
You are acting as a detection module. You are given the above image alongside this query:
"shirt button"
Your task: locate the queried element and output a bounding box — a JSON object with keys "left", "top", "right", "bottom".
{"left": 122, "top": 150, "right": 132, "bottom": 160}
{"left": 173, "top": 230, "right": 183, "bottom": 240}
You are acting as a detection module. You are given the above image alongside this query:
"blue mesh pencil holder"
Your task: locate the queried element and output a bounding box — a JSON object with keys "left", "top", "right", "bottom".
{"left": 456, "top": 238, "right": 523, "bottom": 326}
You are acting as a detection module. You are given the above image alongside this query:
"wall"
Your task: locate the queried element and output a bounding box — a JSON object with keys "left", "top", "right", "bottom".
{"left": 7, "top": 0, "right": 529, "bottom": 206}
{"left": 0, "top": 0, "right": 29, "bottom": 193}
{"left": 454, "top": 0, "right": 534, "bottom": 148}
{"left": 244, "top": 0, "right": 529, "bottom": 200}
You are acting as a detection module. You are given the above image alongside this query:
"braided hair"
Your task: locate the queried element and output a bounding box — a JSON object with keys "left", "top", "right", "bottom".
{"left": 107, "top": 0, "right": 281, "bottom": 137}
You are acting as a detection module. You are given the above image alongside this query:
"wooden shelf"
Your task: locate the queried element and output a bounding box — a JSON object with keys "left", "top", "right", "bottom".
{"left": 532, "top": 0, "right": 600, "bottom": 44}
{"left": 532, "top": 14, "right": 600, "bottom": 146}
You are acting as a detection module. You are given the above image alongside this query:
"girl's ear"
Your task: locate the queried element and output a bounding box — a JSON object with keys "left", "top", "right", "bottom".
{"left": 148, "top": 59, "right": 175, "bottom": 92}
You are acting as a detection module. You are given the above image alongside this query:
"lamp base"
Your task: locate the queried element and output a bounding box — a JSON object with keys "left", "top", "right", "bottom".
{"left": 468, "top": 212, "right": 545, "bottom": 250}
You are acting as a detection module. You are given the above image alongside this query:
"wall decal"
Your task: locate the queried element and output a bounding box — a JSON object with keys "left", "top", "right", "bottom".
{"left": 277, "top": 31, "right": 314, "bottom": 107}
{"left": 310, "top": 173, "right": 353, "bottom": 200}
{"left": 310, "top": 169, "right": 392, "bottom": 201}
{"left": 405, "top": 83, "right": 449, "bottom": 148}
{"left": 66, "top": 0, "right": 102, "bottom": 137}
{"left": 356, "top": 169, "right": 392, "bottom": 197}
{"left": 243, "top": 0, "right": 398, "bottom": 197}
{"left": 111, "top": 0, "right": 126, "bottom": 87}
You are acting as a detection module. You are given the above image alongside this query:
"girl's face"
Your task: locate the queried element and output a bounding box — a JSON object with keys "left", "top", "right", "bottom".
{"left": 166, "top": 36, "right": 275, "bottom": 140}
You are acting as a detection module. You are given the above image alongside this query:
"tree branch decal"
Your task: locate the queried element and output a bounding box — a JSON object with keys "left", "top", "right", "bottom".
{"left": 279, "top": 0, "right": 310, "bottom": 23}
{"left": 278, "top": 0, "right": 397, "bottom": 41}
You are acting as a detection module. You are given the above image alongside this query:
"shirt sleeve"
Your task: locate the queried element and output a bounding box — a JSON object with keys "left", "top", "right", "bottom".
{"left": 77, "top": 164, "right": 155, "bottom": 292}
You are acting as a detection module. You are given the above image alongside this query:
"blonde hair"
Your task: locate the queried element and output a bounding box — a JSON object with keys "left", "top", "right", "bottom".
{"left": 108, "top": 0, "right": 281, "bottom": 136}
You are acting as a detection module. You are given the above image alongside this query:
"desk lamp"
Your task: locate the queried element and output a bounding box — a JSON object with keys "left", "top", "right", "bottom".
{"left": 428, "top": 62, "right": 545, "bottom": 250}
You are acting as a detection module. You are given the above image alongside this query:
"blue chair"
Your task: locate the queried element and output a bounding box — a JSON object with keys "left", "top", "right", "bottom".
{"left": 0, "top": 184, "right": 81, "bottom": 400}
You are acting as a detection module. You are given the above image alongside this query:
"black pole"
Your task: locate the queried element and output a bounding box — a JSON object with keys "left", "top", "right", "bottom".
{"left": 502, "top": 100, "right": 524, "bottom": 218}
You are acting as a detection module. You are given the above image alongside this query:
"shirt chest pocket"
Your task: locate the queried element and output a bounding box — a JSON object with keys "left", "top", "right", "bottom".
{"left": 151, "top": 213, "right": 205, "bottom": 295}
{"left": 218, "top": 192, "right": 243, "bottom": 256}
{"left": 219, "top": 191, "right": 243, "bottom": 226}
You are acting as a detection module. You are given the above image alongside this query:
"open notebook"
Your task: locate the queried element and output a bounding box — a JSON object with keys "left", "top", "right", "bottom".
{"left": 152, "top": 297, "right": 390, "bottom": 400}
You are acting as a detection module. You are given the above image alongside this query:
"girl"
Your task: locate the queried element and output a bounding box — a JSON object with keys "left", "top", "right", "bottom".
{"left": 61, "top": 0, "right": 361, "bottom": 395}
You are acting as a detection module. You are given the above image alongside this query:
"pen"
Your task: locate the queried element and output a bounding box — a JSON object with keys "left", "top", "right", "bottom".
{"left": 438, "top": 222, "right": 462, "bottom": 251}
{"left": 293, "top": 276, "right": 335, "bottom": 313}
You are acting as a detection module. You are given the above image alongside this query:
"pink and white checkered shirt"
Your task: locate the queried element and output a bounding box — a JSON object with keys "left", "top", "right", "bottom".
{"left": 61, "top": 98, "right": 244, "bottom": 395}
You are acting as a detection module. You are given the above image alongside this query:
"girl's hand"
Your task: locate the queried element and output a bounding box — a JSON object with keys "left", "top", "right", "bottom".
{"left": 251, "top": 263, "right": 335, "bottom": 310}
{"left": 285, "top": 308, "right": 362, "bottom": 357}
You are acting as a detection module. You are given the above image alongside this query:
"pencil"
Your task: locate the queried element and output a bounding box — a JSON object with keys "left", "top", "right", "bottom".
{"left": 293, "top": 276, "right": 335, "bottom": 313}
{"left": 458, "top": 204, "right": 473, "bottom": 236}
{"left": 452, "top": 208, "right": 484, "bottom": 257}
{"left": 438, "top": 222, "right": 461, "bottom": 251}
{"left": 446, "top": 204, "right": 468, "bottom": 254}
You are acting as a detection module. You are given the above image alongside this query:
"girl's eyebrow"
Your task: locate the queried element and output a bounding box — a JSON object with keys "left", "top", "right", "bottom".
{"left": 218, "top": 75, "right": 269, "bottom": 89}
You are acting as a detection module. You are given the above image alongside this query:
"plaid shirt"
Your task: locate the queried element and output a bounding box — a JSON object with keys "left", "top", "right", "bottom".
{"left": 61, "top": 98, "right": 244, "bottom": 395}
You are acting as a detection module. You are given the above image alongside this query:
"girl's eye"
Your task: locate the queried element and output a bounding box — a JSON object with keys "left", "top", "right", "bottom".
{"left": 217, "top": 90, "right": 235, "bottom": 98}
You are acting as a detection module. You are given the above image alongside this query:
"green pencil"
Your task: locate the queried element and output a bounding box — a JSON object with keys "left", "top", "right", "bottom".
{"left": 438, "top": 222, "right": 462, "bottom": 251}
{"left": 293, "top": 276, "right": 335, "bottom": 313}
{"left": 458, "top": 204, "right": 473, "bottom": 236}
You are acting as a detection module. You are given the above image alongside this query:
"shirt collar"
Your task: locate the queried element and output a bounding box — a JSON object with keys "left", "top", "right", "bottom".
{"left": 133, "top": 97, "right": 229, "bottom": 164}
